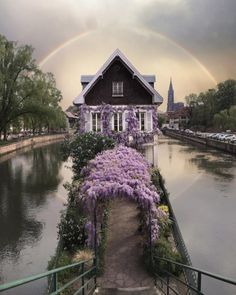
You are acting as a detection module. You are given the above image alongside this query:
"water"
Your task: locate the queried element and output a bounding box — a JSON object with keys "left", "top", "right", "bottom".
{"left": 157, "top": 136, "right": 236, "bottom": 295}
{"left": 0, "top": 142, "right": 72, "bottom": 294}
{"left": 1, "top": 138, "right": 235, "bottom": 294}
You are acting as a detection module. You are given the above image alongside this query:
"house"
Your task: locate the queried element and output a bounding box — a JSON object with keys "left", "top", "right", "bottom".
{"left": 167, "top": 107, "right": 190, "bottom": 130}
{"left": 73, "top": 49, "right": 163, "bottom": 143}
{"left": 65, "top": 111, "right": 78, "bottom": 129}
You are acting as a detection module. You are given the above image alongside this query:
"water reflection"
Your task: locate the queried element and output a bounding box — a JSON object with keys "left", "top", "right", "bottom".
{"left": 156, "top": 136, "right": 236, "bottom": 295}
{"left": 0, "top": 142, "right": 72, "bottom": 294}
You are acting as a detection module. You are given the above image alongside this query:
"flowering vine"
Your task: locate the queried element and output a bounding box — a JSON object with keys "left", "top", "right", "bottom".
{"left": 78, "top": 145, "right": 161, "bottom": 246}
{"left": 78, "top": 104, "right": 160, "bottom": 145}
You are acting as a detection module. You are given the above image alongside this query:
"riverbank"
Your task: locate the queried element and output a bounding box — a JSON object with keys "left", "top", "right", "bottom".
{"left": 158, "top": 136, "right": 236, "bottom": 295}
{"left": 0, "top": 133, "right": 67, "bottom": 156}
{"left": 163, "top": 129, "right": 236, "bottom": 155}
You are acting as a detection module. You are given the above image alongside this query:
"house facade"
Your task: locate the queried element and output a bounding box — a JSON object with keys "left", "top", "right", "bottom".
{"left": 73, "top": 49, "right": 163, "bottom": 143}
{"left": 167, "top": 107, "right": 190, "bottom": 130}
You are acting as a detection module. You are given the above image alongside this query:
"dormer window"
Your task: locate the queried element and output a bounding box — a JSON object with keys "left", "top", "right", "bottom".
{"left": 112, "top": 81, "right": 123, "bottom": 96}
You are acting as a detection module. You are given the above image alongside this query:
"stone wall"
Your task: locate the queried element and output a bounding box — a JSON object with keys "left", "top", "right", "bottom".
{"left": 164, "top": 130, "right": 236, "bottom": 155}
{"left": 0, "top": 134, "right": 66, "bottom": 156}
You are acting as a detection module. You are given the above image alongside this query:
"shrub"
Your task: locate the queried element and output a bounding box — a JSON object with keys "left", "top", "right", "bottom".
{"left": 143, "top": 237, "right": 182, "bottom": 277}
{"left": 97, "top": 207, "right": 109, "bottom": 276}
{"left": 73, "top": 248, "right": 94, "bottom": 264}
{"left": 48, "top": 251, "right": 76, "bottom": 287}
{"left": 63, "top": 132, "right": 115, "bottom": 179}
{"left": 58, "top": 206, "right": 87, "bottom": 252}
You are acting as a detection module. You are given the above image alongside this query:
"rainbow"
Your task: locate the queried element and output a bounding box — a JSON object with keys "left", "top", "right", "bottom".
{"left": 135, "top": 27, "right": 217, "bottom": 85}
{"left": 38, "top": 27, "right": 217, "bottom": 85}
{"left": 38, "top": 30, "right": 92, "bottom": 67}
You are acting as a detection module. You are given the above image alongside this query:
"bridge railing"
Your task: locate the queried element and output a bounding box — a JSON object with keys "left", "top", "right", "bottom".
{"left": 154, "top": 256, "right": 236, "bottom": 295}
{"left": 0, "top": 257, "right": 96, "bottom": 295}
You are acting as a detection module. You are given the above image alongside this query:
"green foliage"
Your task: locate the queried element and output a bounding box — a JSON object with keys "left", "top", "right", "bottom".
{"left": 0, "top": 33, "right": 65, "bottom": 139}
{"left": 185, "top": 79, "right": 236, "bottom": 130}
{"left": 64, "top": 132, "right": 115, "bottom": 179}
{"left": 158, "top": 115, "right": 166, "bottom": 128}
{"left": 58, "top": 205, "right": 87, "bottom": 252}
{"left": 97, "top": 207, "right": 109, "bottom": 276}
{"left": 151, "top": 168, "right": 165, "bottom": 203}
{"left": 143, "top": 237, "right": 182, "bottom": 277}
{"left": 58, "top": 183, "right": 87, "bottom": 252}
{"left": 213, "top": 105, "right": 236, "bottom": 130}
{"left": 153, "top": 237, "right": 182, "bottom": 276}
{"left": 48, "top": 251, "right": 78, "bottom": 294}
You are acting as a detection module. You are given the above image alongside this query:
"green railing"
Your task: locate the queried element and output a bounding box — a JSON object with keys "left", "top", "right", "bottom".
{"left": 0, "top": 257, "right": 96, "bottom": 295}
{"left": 154, "top": 256, "right": 236, "bottom": 295}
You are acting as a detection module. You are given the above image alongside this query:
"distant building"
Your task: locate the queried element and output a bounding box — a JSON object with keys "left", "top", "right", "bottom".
{"left": 65, "top": 111, "right": 78, "bottom": 129}
{"left": 166, "top": 78, "right": 184, "bottom": 112}
{"left": 167, "top": 107, "right": 190, "bottom": 129}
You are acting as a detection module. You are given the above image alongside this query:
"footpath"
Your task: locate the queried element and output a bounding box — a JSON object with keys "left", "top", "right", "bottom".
{"left": 97, "top": 198, "right": 161, "bottom": 294}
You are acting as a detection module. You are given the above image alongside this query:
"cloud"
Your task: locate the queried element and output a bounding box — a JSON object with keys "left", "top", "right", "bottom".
{"left": 137, "top": 0, "right": 236, "bottom": 80}
{"left": 0, "top": 0, "right": 235, "bottom": 109}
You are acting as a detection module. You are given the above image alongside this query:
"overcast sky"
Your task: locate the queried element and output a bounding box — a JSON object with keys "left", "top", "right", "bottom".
{"left": 1, "top": 0, "right": 235, "bottom": 110}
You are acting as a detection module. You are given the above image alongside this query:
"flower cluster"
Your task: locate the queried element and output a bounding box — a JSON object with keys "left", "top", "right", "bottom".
{"left": 78, "top": 104, "right": 160, "bottom": 145}
{"left": 79, "top": 145, "right": 161, "bottom": 246}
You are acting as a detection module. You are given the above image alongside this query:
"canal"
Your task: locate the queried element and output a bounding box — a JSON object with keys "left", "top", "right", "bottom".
{"left": 0, "top": 138, "right": 235, "bottom": 295}
{"left": 157, "top": 136, "right": 236, "bottom": 295}
{"left": 0, "top": 142, "right": 72, "bottom": 294}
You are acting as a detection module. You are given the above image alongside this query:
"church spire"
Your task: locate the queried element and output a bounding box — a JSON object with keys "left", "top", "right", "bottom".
{"left": 169, "top": 77, "right": 173, "bottom": 91}
{"left": 167, "top": 77, "right": 174, "bottom": 112}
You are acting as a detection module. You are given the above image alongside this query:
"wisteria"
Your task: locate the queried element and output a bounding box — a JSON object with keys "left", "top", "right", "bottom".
{"left": 78, "top": 104, "right": 160, "bottom": 145}
{"left": 78, "top": 145, "right": 161, "bottom": 246}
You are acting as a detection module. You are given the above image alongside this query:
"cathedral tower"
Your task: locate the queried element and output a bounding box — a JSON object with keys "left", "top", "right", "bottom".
{"left": 167, "top": 78, "right": 174, "bottom": 112}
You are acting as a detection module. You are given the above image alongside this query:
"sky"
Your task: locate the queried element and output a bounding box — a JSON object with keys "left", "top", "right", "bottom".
{"left": 0, "top": 0, "right": 236, "bottom": 111}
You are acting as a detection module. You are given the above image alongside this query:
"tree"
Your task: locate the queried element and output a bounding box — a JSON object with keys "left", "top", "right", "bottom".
{"left": 185, "top": 80, "right": 236, "bottom": 130}
{"left": 216, "top": 80, "right": 236, "bottom": 112}
{"left": 213, "top": 106, "right": 236, "bottom": 131}
{"left": 0, "top": 34, "right": 64, "bottom": 140}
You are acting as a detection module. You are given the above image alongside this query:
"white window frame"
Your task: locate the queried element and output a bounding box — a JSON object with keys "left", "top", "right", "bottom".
{"left": 138, "top": 111, "right": 146, "bottom": 131}
{"left": 112, "top": 112, "right": 123, "bottom": 132}
{"left": 91, "top": 112, "right": 101, "bottom": 132}
{"left": 112, "top": 81, "right": 123, "bottom": 97}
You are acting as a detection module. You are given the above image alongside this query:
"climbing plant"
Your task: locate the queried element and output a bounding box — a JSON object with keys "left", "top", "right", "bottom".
{"left": 78, "top": 104, "right": 160, "bottom": 146}
{"left": 77, "top": 145, "right": 162, "bottom": 246}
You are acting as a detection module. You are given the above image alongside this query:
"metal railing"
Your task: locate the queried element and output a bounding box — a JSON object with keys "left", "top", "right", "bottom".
{"left": 154, "top": 256, "right": 236, "bottom": 295}
{"left": 157, "top": 171, "right": 197, "bottom": 291}
{"left": 0, "top": 257, "right": 96, "bottom": 295}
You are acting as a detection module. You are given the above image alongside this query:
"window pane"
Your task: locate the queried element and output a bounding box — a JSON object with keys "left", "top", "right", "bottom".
{"left": 112, "top": 82, "right": 123, "bottom": 96}
{"left": 97, "top": 113, "right": 101, "bottom": 132}
{"left": 141, "top": 113, "right": 145, "bottom": 131}
{"left": 92, "top": 113, "right": 96, "bottom": 131}
{"left": 119, "top": 113, "right": 123, "bottom": 131}
{"left": 114, "top": 113, "right": 118, "bottom": 131}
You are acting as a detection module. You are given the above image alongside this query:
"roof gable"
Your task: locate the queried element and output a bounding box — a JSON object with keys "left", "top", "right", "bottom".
{"left": 74, "top": 49, "right": 163, "bottom": 105}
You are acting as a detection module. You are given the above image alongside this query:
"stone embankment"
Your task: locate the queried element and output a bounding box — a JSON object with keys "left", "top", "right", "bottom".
{"left": 163, "top": 130, "right": 236, "bottom": 155}
{"left": 0, "top": 133, "right": 66, "bottom": 155}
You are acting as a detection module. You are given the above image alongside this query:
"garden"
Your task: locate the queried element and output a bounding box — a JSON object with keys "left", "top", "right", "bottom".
{"left": 48, "top": 132, "right": 182, "bottom": 292}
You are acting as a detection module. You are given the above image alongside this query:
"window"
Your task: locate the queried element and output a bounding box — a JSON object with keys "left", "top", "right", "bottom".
{"left": 113, "top": 113, "right": 123, "bottom": 132}
{"left": 92, "top": 113, "right": 101, "bottom": 132}
{"left": 137, "top": 112, "right": 146, "bottom": 131}
{"left": 112, "top": 81, "right": 123, "bottom": 96}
